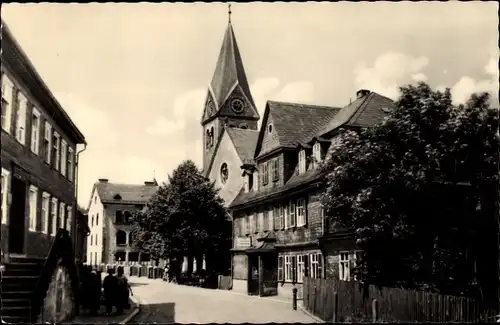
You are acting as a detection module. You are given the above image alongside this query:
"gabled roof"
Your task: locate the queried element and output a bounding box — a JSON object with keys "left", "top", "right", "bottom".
{"left": 226, "top": 127, "right": 259, "bottom": 164}
{"left": 1, "top": 20, "right": 86, "bottom": 145}
{"left": 209, "top": 23, "right": 256, "bottom": 112}
{"left": 316, "top": 91, "right": 394, "bottom": 137}
{"left": 93, "top": 181, "right": 159, "bottom": 205}
{"left": 255, "top": 101, "right": 340, "bottom": 158}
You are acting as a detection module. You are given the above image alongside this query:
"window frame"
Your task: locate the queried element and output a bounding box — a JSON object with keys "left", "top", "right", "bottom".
{"left": 53, "top": 131, "right": 61, "bottom": 171}
{"left": 297, "top": 255, "right": 305, "bottom": 283}
{"left": 15, "top": 91, "right": 27, "bottom": 145}
{"left": 66, "top": 205, "right": 72, "bottom": 231}
{"left": 339, "top": 251, "right": 350, "bottom": 281}
{"left": 1, "top": 73, "right": 13, "bottom": 133}
{"left": 289, "top": 201, "right": 297, "bottom": 228}
{"left": 28, "top": 185, "right": 38, "bottom": 231}
{"left": 60, "top": 139, "right": 67, "bottom": 177}
{"left": 44, "top": 122, "right": 52, "bottom": 164}
{"left": 58, "top": 202, "right": 65, "bottom": 231}
{"left": 284, "top": 255, "right": 293, "bottom": 282}
{"left": 30, "top": 108, "right": 41, "bottom": 155}
{"left": 298, "top": 149, "right": 306, "bottom": 174}
{"left": 278, "top": 255, "right": 284, "bottom": 282}
{"left": 1, "top": 168, "right": 10, "bottom": 225}
{"left": 296, "top": 198, "right": 306, "bottom": 227}
{"left": 271, "top": 159, "right": 279, "bottom": 181}
{"left": 67, "top": 147, "right": 74, "bottom": 182}
{"left": 116, "top": 230, "right": 127, "bottom": 246}
{"left": 41, "top": 192, "right": 50, "bottom": 234}
{"left": 258, "top": 212, "right": 264, "bottom": 232}
{"left": 51, "top": 197, "right": 58, "bottom": 236}
{"left": 310, "top": 252, "right": 323, "bottom": 279}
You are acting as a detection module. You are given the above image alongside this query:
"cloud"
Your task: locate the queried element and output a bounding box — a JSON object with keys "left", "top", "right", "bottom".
{"left": 353, "top": 52, "right": 430, "bottom": 99}
{"left": 146, "top": 116, "right": 185, "bottom": 136}
{"left": 250, "top": 77, "right": 281, "bottom": 117}
{"left": 449, "top": 45, "right": 499, "bottom": 106}
{"left": 273, "top": 81, "right": 316, "bottom": 103}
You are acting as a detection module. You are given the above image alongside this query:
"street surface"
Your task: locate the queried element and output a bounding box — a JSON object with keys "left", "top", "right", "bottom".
{"left": 129, "top": 277, "right": 318, "bottom": 323}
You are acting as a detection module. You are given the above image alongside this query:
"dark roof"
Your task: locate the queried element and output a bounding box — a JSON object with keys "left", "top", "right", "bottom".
{"left": 316, "top": 91, "right": 395, "bottom": 137}
{"left": 256, "top": 101, "right": 340, "bottom": 158}
{"left": 209, "top": 23, "right": 257, "bottom": 114}
{"left": 77, "top": 206, "right": 88, "bottom": 216}
{"left": 229, "top": 168, "right": 322, "bottom": 209}
{"left": 1, "top": 20, "right": 86, "bottom": 145}
{"left": 94, "top": 182, "right": 159, "bottom": 204}
{"left": 226, "top": 127, "right": 259, "bottom": 164}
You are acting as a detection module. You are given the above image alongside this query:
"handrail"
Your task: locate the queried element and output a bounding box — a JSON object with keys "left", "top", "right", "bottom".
{"left": 30, "top": 228, "right": 80, "bottom": 322}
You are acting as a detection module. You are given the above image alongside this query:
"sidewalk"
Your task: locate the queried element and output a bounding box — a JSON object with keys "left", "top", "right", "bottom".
{"left": 66, "top": 296, "right": 140, "bottom": 324}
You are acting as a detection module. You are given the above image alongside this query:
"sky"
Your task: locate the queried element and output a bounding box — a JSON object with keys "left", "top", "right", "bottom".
{"left": 2, "top": 2, "right": 498, "bottom": 207}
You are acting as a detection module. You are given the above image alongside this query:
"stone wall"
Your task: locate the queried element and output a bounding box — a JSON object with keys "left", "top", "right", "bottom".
{"left": 38, "top": 264, "right": 75, "bottom": 323}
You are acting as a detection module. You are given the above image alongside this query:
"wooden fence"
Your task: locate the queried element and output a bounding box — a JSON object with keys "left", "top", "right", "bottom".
{"left": 303, "top": 277, "right": 497, "bottom": 323}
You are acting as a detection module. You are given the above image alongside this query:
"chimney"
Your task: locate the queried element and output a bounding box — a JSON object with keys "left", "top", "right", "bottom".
{"left": 98, "top": 178, "right": 109, "bottom": 183}
{"left": 356, "top": 89, "right": 371, "bottom": 99}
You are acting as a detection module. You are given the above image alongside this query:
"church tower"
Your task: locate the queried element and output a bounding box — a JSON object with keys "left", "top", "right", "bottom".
{"left": 201, "top": 6, "right": 260, "bottom": 173}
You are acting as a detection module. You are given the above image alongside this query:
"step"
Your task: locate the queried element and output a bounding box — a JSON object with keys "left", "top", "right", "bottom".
{"left": 8, "top": 256, "right": 46, "bottom": 264}
{"left": 4, "top": 262, "right": 44, "bottom": 272}
{"left": 1, "top": 298, "right": 31, "bottom": 307}
{"left": 1, "top": 306, "right": 31, "bottom": 317}
{"left": 1, "top": 282, "right": 38, "bottom": 292}
{"left": 2, "top": 267, "right": 41, "bottom": 277}
{"left": 2, "top": 275, "right": 40, "bottom": 283}
{"left": 1, "top": 315, "right": 31, "bottom": 324}
{"left": 0, "top": 290, "right": 32, "bottom": 300}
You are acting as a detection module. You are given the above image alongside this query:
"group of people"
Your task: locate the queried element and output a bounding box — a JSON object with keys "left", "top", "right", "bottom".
{"left": 78, "top": 264, "right": 132, "bottom": 316}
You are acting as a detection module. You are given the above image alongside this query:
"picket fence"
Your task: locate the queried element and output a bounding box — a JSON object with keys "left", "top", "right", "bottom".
{"left": 303, "top": 277, "right": 497, "bottom": 323}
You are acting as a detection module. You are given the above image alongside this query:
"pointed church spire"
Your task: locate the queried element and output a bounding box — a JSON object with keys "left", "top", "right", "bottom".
{"left": 228, "top": 4, "right": 232, "bottom": 24}
{"left": 209, "top": 8, "right": 257, "bottom": 112}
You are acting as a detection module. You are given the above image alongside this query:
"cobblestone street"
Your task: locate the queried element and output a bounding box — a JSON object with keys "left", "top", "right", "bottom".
{"left": 128, "top": 277, "right": 319, "bottom": 323}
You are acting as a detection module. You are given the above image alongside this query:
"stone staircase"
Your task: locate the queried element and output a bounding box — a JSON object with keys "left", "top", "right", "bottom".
{"left": 1, "top": 257, "right": 45, "bottom": 323}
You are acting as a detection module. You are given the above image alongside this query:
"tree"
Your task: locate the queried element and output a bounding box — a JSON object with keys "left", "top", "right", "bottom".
{"left": 320, "top": 82, "right": 499, "bottom": 304}
{"left": 130, "top": 160, "right": 231, "bottom": 276}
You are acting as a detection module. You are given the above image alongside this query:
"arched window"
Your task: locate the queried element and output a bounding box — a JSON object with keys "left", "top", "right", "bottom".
{"left": 210, "top": 126, "right": 214, "bottom": 146}
{"left": 206, "top": 129, "right": 211, "bottom": 149}
{"left": 116, "top": 230, "right": 127, "bottom": 246}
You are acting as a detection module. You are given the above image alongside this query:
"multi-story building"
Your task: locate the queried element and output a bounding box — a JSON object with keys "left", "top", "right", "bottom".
{"left": 199, "top": 16, "right": 395, "bottom": 298}
{"left": 86, "top": 178, "right": 158, "bottom": 265}
{"left": 1, "top": 21, "right": 87, "bottom": 261}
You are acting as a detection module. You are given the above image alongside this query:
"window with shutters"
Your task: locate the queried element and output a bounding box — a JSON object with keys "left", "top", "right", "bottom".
{"left": 297, "top": 198, "right": 306, "bottom": 226}
{"left": 298, "top": 150, "right": 306, "bottom": 174}
{"left": 66, "top": 205, "right": 72, "bottom": 232}
{"left": 31, "top": 109, "right": 41, "bottom": 154}
{"left": 297, "top": 255, "right": 305, "bottom": 283}
{"left": 339, "top": 251, "right": 350, "bottom": 281}
{"left": 262, "top": 210, "right": 269, "bottom": 231}
{"left": 28, "top": 185, "right": 38, "bottom": 231}
{"left": 313, "top": 142, "right": 322, "bottom": 167}
{"left": 253, "top": 213, "right": 258, "bottom": 233}
{"left": 262, "top": 162, "right": 269, "bottom": 185}
{"left": 41, "top": 193, "right": 50, "bottom": 234}
{"left": 51, "top": 198, "right": 58, "bottom": 235}
{"left": 285, "top": 255, "right": 293, "bottom": 282}
{"left": 310, "top": 253, "right": 323, "bottom": 279}
{"left": 15, "top": 91, "right": 27, "bottom": 145}
{"left": 244, "top": 215, "right": 249, "bottom": 234}
{"left": 58, "top": 202, "right": 65, "bottom": 231}
{"left": 67, "top": 147, "right": 74, "bottom": 182}
{"left": 291, "top": 255, "right": 297, "bottom": 283}
{"left": 1, "top": 73, "right": 13, "bottom": 133}
{"left": 44, "top": 122, "right": 52, "bottom": 164}
{"left": 283, "top": 204, "right": 289, "bottom": 228}
{"left": 289, "top": 201, "right": 297, "bottom": 228}
{"left": 273, "top": 206, "right": 280, "bottom": 230}
{"left": 53, "top": 132, "right": 61, "bottom": 171}
{"left": 271, "top": 159, "right": 279, "bottom": 181}
{"left": 61, "top": 140, "right": 67, "bottom": 176}
{"left": 258, "top": 212, "right": 264, "bottom": 232}
{"left": 278, "top": 256, "right": 284, "bottom": 282}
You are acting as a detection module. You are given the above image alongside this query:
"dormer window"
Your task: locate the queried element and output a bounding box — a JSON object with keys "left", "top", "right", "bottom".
{"left": 299, "top": 150, "right": 306, "bottom": 174}
{"left": 248, "top": 173, "right": 254, "bottom": 191}
{"left": 268, "top": 124, "right": 273, "bottom": 134}
{"left": 114, "top": 193, "right": 122, "bottom": 200}
{"left": 313, "top": 142, "right": 322, "bottom": 166}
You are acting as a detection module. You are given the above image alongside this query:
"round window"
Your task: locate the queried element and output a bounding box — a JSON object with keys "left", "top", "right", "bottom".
{"left": 220, "top": 163, "right": 229, "bottom": 184}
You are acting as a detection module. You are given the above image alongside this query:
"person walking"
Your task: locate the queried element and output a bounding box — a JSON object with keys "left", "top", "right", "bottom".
{"left": 103, "top": 268, "right": 118, "bottom": 315}
{"left": 116, "top": 266, "right": 132, "bottom": 314}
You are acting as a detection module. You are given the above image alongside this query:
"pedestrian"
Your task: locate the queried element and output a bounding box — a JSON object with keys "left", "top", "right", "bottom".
{"left": 103, "top": 268, "right": 118, "bottom": 315}
{"left": 116, "top": 266, "right": 132, "bottom": 314}
{"left": 89, "top": 268, "right": 101, "bottom": 315}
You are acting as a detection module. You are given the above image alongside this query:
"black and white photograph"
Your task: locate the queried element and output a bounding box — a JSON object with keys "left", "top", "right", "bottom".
{"left": 0, "top": 1, "right": 498, "bottom": 324}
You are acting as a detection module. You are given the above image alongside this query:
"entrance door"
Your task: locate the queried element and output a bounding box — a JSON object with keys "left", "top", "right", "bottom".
{"left": 8, "top": 177, "right": 27, "bottom": 254}
{"left": 247, "top": 254, "right": 259, "bottom": 295}
{"left": 260, "top": 254, "right": 278, "bottom": 296}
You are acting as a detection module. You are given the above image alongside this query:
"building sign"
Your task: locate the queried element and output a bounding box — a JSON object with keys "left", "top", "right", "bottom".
{"left": 235, "top": 236, "right": 251, "bottom": 248}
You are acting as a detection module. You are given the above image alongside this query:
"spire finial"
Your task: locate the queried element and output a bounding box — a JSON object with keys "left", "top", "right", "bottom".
{"left": 228, "top": 4, "right": 232, "bottom": 24}
{"left": 153, "top": 169, "right": 155, "bottom": 179}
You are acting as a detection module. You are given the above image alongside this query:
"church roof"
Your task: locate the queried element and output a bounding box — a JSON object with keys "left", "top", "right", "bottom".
{"left": 226, "top": 127, "right": 259, "bottom": 164}
{"left": 256, "top": 101, "right": 340, "bottom": 158}
{"left": 210, "top": 23, "right": 256, "bottom": 111}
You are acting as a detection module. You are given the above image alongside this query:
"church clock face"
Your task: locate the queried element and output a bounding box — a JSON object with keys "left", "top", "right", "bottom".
{"left": 230, "top": 98, "right": 245, "bottom": 114}
{"left": 207, "top": 100, "right": 215, "bottom": 116}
